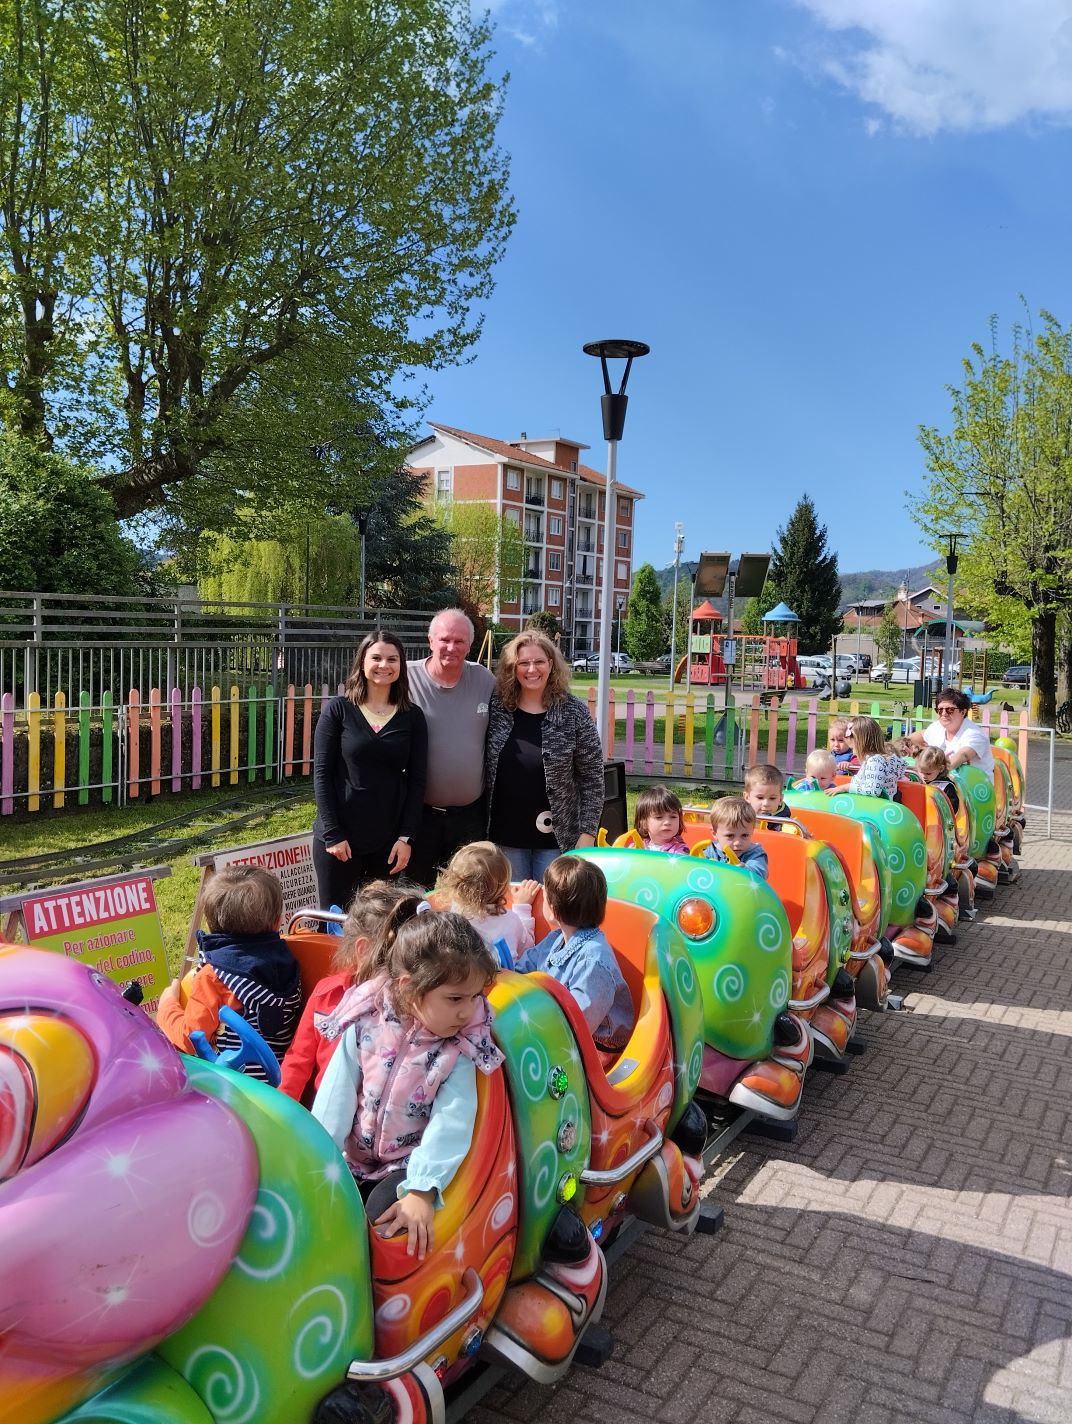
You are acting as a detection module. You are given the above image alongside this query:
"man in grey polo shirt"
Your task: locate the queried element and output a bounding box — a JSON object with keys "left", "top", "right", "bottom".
{"left": 407, "top": 608, "right": 494, "bottom": 888}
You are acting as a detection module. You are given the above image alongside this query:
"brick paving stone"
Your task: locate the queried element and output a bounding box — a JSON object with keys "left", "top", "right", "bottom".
{"left": 475, "top": 745, "right": 1072, "bottom": 1424}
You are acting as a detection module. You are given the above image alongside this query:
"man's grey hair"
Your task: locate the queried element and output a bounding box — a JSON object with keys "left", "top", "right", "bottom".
{"left": 428, "top": 607, "right": 475, "bottom": 643}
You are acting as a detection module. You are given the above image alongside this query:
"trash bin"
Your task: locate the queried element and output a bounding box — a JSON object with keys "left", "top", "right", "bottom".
{"left": 912, "top": 676, "right": 936, "bottom": 709}
{"left": 601, "top": 759, "right": 628, "bottom": 843}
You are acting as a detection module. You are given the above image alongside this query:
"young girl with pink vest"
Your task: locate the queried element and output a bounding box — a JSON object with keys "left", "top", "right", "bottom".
{"left": 312, "top": 905, "right": 502, "bottom": 1259}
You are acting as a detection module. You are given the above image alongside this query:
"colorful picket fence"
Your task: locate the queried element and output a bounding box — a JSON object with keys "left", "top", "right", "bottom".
{"left": 0, "top": 683, "right": 1035, "bottom": 817}
{"left": 589, "top": 688, "right": 1033, "bottom": 784}
{"left": 0, "top": 683, "right": 334, "bottom": 816}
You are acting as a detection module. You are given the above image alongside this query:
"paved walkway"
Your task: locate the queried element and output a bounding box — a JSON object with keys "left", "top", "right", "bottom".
{"left": 475, "top": 747, "right": 1072, "bottom": 1424}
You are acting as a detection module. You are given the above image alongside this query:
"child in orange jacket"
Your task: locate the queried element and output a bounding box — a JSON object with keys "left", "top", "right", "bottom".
{"left": 157, "top": 866, "right": 301, "bottom": 1081}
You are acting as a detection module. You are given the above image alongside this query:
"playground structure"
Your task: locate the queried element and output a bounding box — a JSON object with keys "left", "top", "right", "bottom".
{"left": 674, "top": 596, "right": 802, "bottom": 692}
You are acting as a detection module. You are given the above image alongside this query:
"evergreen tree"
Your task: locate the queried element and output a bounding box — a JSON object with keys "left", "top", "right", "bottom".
{"left": 766, "top": 497, "right": 842, "bottom": 654}
{"left": 625, "top": 563, "right": 667, "bottom": 663}
{"left": 740, "top": 583, "right": 770, "bottom": 636}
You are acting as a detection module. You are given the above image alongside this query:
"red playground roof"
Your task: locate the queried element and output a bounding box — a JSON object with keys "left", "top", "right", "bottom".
{"left": 690, "top": 600, "right": 723, "bottom": 621}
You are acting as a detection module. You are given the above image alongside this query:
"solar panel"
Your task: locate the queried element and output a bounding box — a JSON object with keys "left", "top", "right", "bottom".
{"left": 693, "top": 551, "right": 731, "bottom": 597}
{"left": 733, "top": 553, "right": 771, "bottom": 598}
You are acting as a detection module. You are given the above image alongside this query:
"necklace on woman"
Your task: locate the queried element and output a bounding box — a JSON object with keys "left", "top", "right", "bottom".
{"left": 359, "top": 701, "right": 396, "bottom": 733}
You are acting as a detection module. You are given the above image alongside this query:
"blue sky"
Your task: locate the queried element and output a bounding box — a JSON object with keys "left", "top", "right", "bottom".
{"left": 419, "top": 0, "right": 1072, "bottom": 579}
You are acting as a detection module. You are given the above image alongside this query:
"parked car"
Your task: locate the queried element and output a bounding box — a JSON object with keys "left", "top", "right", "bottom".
{"left": 571, "top": 651, "right": 633, "bottom": 673}
{"left": 871, "top": 658, "right": 919, "bottom": 684}
{"left": 1002, "top": 664, "right": 1030, "bottom": 688}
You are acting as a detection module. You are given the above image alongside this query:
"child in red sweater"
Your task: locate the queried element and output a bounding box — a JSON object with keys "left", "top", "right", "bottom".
{"left": 279, "top": 880, "right": 415, "bottom": 1102}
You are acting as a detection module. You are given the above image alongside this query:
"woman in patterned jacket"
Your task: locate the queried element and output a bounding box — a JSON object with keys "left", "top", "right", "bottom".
{"left": 485, "top": 630, "right": 606, "bottom": 880}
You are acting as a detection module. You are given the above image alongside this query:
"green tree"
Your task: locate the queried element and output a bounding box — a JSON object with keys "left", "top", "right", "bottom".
{"left": 525, "top": 610, "right": 560, "bottom": 640}
{"left": 0, "top": 433, "right": 143, "bottom": 593}
{"left": 875, "top": 604, "right": 903, "bottom": 681}
{"left": 0, "top": 0, "right": 514, "bottom": 534}
{"left": 432, "top": 502, "right": 525, "bottom": 616}
{"left": 197, "top": 468, "right": 455, "bottom": 609}
{"left": 624, "top": 563, "right": 667, "bottom": 663}
{"left": 740, "top": 583, "right": 770, "bottom": 636}
{"left": 915, "top": 310, "right": 1072, "bottom": 726}
{"left": 765, "top": 497, "right": 842, "bottom": 654}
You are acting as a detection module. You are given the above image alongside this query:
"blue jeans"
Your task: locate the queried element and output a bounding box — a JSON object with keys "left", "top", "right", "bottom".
{"left": 501, "top": 845, "right": 561, "bottom": 881}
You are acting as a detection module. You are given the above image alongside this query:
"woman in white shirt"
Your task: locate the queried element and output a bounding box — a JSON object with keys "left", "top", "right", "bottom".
{"left": 909, "top": 688, "right": 994, "bottom": 780}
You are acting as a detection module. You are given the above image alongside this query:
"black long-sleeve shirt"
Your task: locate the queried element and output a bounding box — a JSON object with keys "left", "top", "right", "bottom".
{"left": 312, "top": 698, "right": 428, "bottom": 852}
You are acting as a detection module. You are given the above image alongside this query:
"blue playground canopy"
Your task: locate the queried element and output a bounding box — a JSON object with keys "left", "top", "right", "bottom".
{"left": 762, "top": 601, "right": 799, "bottom": 623}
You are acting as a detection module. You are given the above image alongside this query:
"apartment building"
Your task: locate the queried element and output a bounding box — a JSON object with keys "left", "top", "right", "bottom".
{"left": 408, "top": 423, "right": 642, "bottom": 653}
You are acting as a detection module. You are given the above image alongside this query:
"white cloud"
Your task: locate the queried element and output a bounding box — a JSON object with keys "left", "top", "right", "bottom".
{"left": 483, "top": 0, "right": 559, "bottom": 50}
{"left": 791, "top": 0, "right": 1072, "bottom": 134}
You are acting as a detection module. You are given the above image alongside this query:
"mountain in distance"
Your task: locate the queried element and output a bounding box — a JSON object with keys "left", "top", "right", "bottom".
{"left": 651, "top": 559, "right": 942, "bottom": 610}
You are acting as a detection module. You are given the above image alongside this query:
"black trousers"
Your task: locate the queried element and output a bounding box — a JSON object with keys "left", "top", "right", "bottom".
{"left": 312, "top": 837, "right": 395, "bottom": 913}
{"left": 356, "top": 1169, "right": 407, "bottom": 1223}
{"left": 407, "top": 798, "right": 486, "bottom": 890}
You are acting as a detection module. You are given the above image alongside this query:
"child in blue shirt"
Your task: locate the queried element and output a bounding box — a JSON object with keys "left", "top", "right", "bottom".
{"left": 703, "top": 797, "right": 770, "bottom": 879}
{"left": 516, "top": 856, "right": 633, "bottom": 1051}
{"left": 793, "top": 749, "right": 836, "bottom": 793}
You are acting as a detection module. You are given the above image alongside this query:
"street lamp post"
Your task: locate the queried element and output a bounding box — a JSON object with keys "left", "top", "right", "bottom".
{"left": 583, "top": 338, "right": 650, "bottom": 746}
{"left": 669, "top": 522, "right": 684, "bottom": 684}
{"left": 354, "top": 506, "right": 372, "bottom": 620}
{"left": 942, "top": 533, "right": 962, "bottom": 684}
{"left": 683, "top": 562, "right": 698, "bottom": 695}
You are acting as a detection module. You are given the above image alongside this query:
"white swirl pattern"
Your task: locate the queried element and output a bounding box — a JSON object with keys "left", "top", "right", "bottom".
{"left": 234, "top": 1190, "right": 296, "bottom": 1280}
{"left": 291, "top": 1285, "right": 349, "bottom": 1379}
{"left": 186, "top": 1190, "right": 233, "bottom": 1249}
{"left": 185, "top": 1344, "right": 261, "bottom": 1424}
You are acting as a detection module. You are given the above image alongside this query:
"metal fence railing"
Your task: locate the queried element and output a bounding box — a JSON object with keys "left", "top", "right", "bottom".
{"left": 0, "top": 590, "right": 434, "bottom": 703}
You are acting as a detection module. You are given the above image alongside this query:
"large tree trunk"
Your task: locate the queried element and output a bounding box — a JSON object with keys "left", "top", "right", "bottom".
{"left": 1030, "top": 609, "right": 1057, "bottom": 727}
{"left": 1057, "top": 612, "right": 1072, "bottom": 708}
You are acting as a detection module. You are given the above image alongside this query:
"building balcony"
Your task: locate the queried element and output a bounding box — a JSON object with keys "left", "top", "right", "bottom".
{"left": 577, "top": 539, "right": 594, "bottom": 554}
{"left": 524, "top": 488, "right": 544, "bottom": 506}
{"left": 524, "top": 564, "right": 542, "bottom": 581}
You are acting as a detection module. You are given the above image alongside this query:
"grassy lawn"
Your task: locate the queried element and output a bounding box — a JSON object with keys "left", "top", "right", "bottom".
{"left": 1, "top": 783, "right": 318, "bottom": 974}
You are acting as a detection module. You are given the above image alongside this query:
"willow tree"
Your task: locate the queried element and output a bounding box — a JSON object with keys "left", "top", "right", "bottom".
{"left": 432, "top": 502, "right": 525, "bottom": 616}
{"left": 916, "top": 311, "right": 1072, "bottom": 726}
{"left": 0, "top": 0, "right": 514, "bottom": 533}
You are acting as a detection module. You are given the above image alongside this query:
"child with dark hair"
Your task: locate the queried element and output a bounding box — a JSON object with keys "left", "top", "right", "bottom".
{"left": 158, "top": 866, "right": 301, "bottom": 1080}
{"left": 634, "top": 785, "right": 689, "bottom": 854}
{"left": 516, "top": 856, "right": 633, "bottom": 1051}
{"left": 312, "top": 909, "right": 502, "bottom": 1259}
{"left": 279, "top": 880, "right": 415, "bottom": 1102}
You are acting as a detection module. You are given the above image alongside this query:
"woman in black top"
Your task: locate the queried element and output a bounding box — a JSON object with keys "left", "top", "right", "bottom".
{"left": 312, "top": 631, "right": 427, "bottom": 909}
{"left": 485, "top": 631, "right": 605, "bottom": 880}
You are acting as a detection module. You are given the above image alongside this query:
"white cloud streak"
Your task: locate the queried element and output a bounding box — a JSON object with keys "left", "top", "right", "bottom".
{"left": 791, "top": 0, "right": 1072, "bottom": 135}
{"left": 483, "top": 0, "right": 559, "bottom": 50}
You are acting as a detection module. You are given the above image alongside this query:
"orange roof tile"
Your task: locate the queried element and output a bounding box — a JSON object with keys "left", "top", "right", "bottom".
{"left": 576, "top": 462, "right": 644, "bottom": 500}
{"left": 429, "top": 424, "right": 573, "bottom": 473}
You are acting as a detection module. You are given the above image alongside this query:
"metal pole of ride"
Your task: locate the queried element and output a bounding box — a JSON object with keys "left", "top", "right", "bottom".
{"left": 583, "top": 340, "right": 649, "bottom": 749}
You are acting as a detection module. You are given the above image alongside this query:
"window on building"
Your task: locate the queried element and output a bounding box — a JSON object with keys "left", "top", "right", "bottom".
{"left": 504, "top": 507, "right": 521, "bottom": 525}
{"left": 551, "top": 478, "right": 563, "bottom": 499}
{"left": 549, "top": 551, "right": 562, "bottom": 571}
{"left": 570, "top": 460, "right": 577, "bottom": 473}
{"left": 616, "top": 561, "right": 628, "bottom": 581}
{"left": 617, "top": 530, "right": 628, "bottom": 549}
{"left": 618, "top": 497, "right": 630, "bottom": 518}
{"left": 506, "top": 467, "right": 521, "bottom": 490}
{"left": 548, "top": 587, "right": 561, "bottom": 606}
{"left": 549, "top": 515, "right": 563, "bottom": 535}
{"left": 435, "top": 469, "right": 452, "bottom": 501}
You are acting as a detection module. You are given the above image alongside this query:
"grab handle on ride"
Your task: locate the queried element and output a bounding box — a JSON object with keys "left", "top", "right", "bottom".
{"left": 579, "top": 1117, "right": 664, "bottom": 1186}
{"left": 787, "top": 984, "right": 831, "bottom": 1012}
{"left": 346, "top": 1268, "right": 484, "bottom": 1382}
{"left": 285, "top": 906, "right": 348, "bottom": 935}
